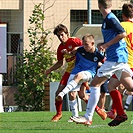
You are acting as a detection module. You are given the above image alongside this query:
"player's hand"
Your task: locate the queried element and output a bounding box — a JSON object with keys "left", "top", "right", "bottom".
{"left": 45, "top": 69, "right": 51, "bottom": 77}
{"left": 71, "top": 49, "right": 77, "bottom": 55}
{"left": 97, "top": 44, "right": 107, "bottom": 52}
{"left": 61, "top": 49, "right": 72, "bottom": 55}
{"left": 61, "top": 49, "right": 68, "bottom": 54}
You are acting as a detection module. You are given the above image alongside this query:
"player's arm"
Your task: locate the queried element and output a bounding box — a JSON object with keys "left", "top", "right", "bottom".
{"left": 45, "top": 60, "right": 63, "bottom": 76}
{"left": 99, "top": 18, "right": 126, "bottom": 50}
{"left": 104, "top": 33, "right": 126, "bottom": 48}
{"left": 97, "top": 53, "right": 106, "bottom": 67}
{"left": 62, "top": 46, "right": 79, "bottom": 56}
{"left": 70, "top": 46, "right": 79, "bottom": 55}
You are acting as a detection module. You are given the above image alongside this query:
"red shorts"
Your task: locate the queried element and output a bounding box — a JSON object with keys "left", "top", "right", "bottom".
{"left": 112, "top": 68, "right": 133, "bottom": 79}
{"left": 60, "top": 72, "right": 70, "bottom": 86}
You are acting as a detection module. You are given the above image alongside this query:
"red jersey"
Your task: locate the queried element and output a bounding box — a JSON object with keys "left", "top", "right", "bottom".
{"left": 57, "top": 37, "right": 82, "bottom": 73}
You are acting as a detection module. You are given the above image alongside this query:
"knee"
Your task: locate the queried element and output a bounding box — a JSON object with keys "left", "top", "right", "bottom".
{"left": 69, "top": 92, "right": 77, "bottom": 101}
{"left": 78, "top": 93, "right": 84, "bottom": 99}
{"left": 74, "top": 73, "right": 83, "bottom": 81}
{"left": 107, "top": 83, "right": 116, "bottom": 92}
{"left": 122, "top": 83, "right": 133, "bottom": 92}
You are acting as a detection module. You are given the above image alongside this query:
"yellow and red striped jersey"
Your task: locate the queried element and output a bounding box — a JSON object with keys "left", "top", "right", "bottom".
{"left": 121, "top": 21, "right": 133, "bottom": 68}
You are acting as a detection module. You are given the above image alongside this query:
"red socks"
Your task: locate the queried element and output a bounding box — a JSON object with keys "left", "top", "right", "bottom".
{"left": 110, "top": 90, "right": 125, "bottom": 116}
{"left": 111, "top": 102, "right": 116, "bottom": 114}
{"left": 55, "top": 99, "right": 63, "bottom": 115}
{"left": 95, "top": 105, "right": 101, "bottom": 112}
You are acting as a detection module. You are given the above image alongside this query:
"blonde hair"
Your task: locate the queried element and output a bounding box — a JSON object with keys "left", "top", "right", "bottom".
{"left": 82, "top": 34, "right": 94, "bottom": 42}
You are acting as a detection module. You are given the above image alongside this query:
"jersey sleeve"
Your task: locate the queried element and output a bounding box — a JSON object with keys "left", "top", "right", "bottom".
{"left": 108, "top": 18, "right": 125, "bottom": 34}
{"left": 71, "top": 37, "right": 82, "bottom": 48}
{"left": 57, "top": 45, "right": 63, "bottom": 61}
{"left": 97, "top": 51, "right": 106, "bottom": 63}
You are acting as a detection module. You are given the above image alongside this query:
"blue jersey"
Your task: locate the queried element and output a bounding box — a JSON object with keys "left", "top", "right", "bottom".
{"left": 102, "top": 12, "right": 128, "bottom": 62}
{"left": 71, "top": 46, "right": 105, "bottom": 77}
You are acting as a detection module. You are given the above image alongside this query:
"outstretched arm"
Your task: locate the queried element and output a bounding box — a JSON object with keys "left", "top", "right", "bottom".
{"left": 45, "top": 60, "right": 63, "bottom": 76}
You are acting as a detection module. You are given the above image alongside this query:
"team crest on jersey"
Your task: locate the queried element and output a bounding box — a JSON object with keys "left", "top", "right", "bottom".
{"left": 94, "top": 57, "right": 98, "bottom": 62}
{"left": 81, "top": 53, "right": 85, "bottom": 55}
{"left": 103, "top": 22, "right": 106, "bottom": 29}
{"left": 68, "top": 45, "right": 72, "bottom": 49}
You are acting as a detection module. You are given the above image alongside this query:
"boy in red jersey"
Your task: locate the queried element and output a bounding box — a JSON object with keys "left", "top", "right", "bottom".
{"left": 45, "top": 24, "right": 88, "bottom": 122}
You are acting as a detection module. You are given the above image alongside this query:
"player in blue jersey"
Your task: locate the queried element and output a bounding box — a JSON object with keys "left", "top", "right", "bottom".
{"left": 71, "top": 0, "right": 133, "bottom": 126}
{"left": 56, "top": 34, "right": 107, "bottom": 121}
{"left": 106, "top": 3, "right": 133, "bottom": 126}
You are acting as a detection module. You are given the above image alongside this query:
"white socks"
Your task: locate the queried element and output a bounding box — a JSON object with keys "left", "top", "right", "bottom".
{"left": 58, "top": 80, "right": 78, "bottom": 99}
{"left": 84, "top": 87, "right": 100, "bottom": 121}
{"left": 69, "top": 99, "right": 79, "bottom": 117}
{"left": 124, "top": 95, "right": 133, "bottom": 110}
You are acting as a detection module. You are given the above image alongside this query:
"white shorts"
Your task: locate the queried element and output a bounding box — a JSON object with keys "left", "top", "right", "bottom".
{"left": 97, "top": 61, "right": 133, "bottom": 80}
{"left": 67, "top": 71, "right": 92, "bottom": 92}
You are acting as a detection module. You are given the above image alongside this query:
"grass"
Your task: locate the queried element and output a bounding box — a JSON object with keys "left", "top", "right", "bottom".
{"left": 0, "top": 111, "right": 133, "bottom": 133}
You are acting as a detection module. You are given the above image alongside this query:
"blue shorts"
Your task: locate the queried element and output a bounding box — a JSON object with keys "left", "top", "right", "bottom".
{"left": 101, "top": 80, "right": 108, "bottom": 93}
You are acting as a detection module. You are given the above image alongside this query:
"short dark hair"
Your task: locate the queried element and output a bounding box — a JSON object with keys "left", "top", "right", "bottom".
{"left": 53, "top": 24, "right": 69, "bottom": 36}
{"left": 122, "top": 3, "right": 133, "bottom": 19}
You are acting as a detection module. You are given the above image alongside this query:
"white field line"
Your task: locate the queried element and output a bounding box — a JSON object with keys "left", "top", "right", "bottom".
{"left": 89, "top": 124, "right": 107, "bottom": 128}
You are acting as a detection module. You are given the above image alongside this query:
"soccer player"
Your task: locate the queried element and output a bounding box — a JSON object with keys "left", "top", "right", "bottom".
{"left": 107, "top": 3, "right": 133, "bottom": 126}
{"left": 57, "top": 34, "right": 107, "bottom": 120}
{"left": 45, "top": 24, "right": 88, "bottom": 122}
{"left": 71, "top": 0, "right": 133, "bottom": 126}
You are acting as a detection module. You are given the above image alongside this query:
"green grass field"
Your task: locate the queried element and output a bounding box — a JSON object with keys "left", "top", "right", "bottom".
{"left": 0, "top": 111, "right": 133, "bottom": 133}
